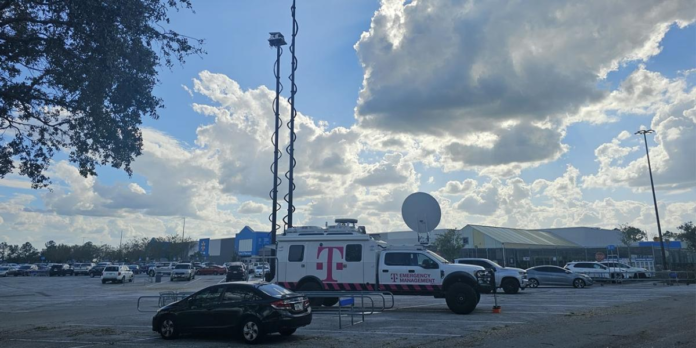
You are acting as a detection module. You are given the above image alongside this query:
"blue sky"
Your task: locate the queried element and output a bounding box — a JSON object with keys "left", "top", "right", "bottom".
{"left": 1, "top": 0, "right": 694, "bottom": 246}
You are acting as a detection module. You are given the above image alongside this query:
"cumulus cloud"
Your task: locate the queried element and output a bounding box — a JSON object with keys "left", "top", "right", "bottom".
{"left": 583, "top": 72, "right": 696, "bottom": 190}
{"left": 237, "top": 201, "right": 267, "bottom": 215}
{"left": 353, "top": 0, "right": 694, "bottom": 173}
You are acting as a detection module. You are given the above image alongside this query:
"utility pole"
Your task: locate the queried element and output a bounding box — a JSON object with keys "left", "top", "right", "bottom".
{"left": 635, "top": 129, "right": 668, "bottom": 270}
{"left": 119, "top": 230, "right": 123, "bottom": 262}
{"left": 182, "top": 217, "right": 186, "bottom": 260}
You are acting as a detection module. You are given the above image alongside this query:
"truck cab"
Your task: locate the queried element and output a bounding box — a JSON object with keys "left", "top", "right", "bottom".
{"left": 274, "top": 219, "right": 487, "bottom": 314}
{"left": 454, "top": 258, "right": 528, "bottom": 294}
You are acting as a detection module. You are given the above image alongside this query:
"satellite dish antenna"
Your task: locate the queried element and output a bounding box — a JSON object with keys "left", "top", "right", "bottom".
{"left": 402, "top": 192, "right": 441, "bottom": 244}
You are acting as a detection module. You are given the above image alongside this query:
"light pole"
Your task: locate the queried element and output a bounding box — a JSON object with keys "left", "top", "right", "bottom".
{"left": 635, "top": 129, "right": 668, "bottom": 270}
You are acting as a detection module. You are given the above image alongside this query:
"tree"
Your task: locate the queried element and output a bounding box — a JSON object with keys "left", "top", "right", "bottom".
{"left": 18, "top": 241, "right": 38, "bottom": 262}
{"left": 432, "top": 229, "right": 464, "bottom": 262}
{"left": 618, "top": 224, "right": 647, "bottom": 260}
{"left": 0, "top": 0, "right": 204, "bottom": 188}
{"left": 666, "top": 221, "right": 696, "bottom": 252}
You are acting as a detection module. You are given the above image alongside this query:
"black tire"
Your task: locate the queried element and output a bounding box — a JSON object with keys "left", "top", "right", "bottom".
{"left": 101, "top": 279, "right": 106, "bottom": 284}
{"left": 90, "top": 273, "right": 95, "bottom": 278}
{"left": 279, "top": 328, "right": 296, "bottom": 336}
{"left": 149, "top": 270, "right": 155, "bottom": 277}
{"left": 129, "top": 276, "right": 133, "bottom": 283}
{"left": 323, "top": 298, "right": 339, "bottom": 307}
{"left": 528, "top": 278, "right": 540, "bottom": 288}
{"left": 502, "top": 279, "right": 520, "bottom": 294}
{"left": 159, "top": 316, "right": 178, "bottom": 340}
{"left": 573, "top": 278, "right": 586, "bottom": 288}
{"left": 445, "top": 282, "right": 478, "bottom": 315}
{"left": 298, "top": 282, "right": 323, "bottom": 307}
{"left": 240, "top": 316, "right": 264, "bottom": 344}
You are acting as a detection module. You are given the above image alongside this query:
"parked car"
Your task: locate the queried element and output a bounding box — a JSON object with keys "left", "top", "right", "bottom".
{"left": 101, "top": 265, "right": 134, "bottom": 284}
{"left": 96, "top": 262, "right": 112, "bottom": 267}
{"left": 128, "top": 265, "right": 142, "bottom": 275}
{"left": 254, "top": 265, "right": 270, "bottom": 278}
{"left": 151, "top": 282, "right": 312, "bottom": 343}
{"left": 0, "top": 266, "right": 10, "bottom": 277}
{"left": 49, "top": 264, "right": 74, "bottom": 277}
{"left": 148, "top": 262, "right": 176, "bottom": 277}
{"left": 453, "top": 258, "right": 528, "bottom": 294}
{"left": 170, "top": 263, "right": 195, "bottom": 281}
{"left": 73, "top": 263, "right": 96, "bottom": 276}
{"left": 89, "top": 266, "right": 106, "bottom": 278}
{"left": 599, "top": 261, "right": 650, "bottom": 278}
{"left": 9, "top": 264, "right": 37, "bottom": 276}
{"left": 197, "top": 265, "right": 227, "bottom": 276}
{"left": 526, "top": 265, "right": 594, "bottom": 288}
{"left": 225, "top": 263, "right": 248, "bottom": 282}
{"left": 564, "top": 262, "right": 625, "bottom": 279}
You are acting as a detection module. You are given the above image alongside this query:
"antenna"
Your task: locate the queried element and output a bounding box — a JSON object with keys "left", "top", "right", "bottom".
{"left": 402, "top": 192, "right": 441, "bottom": 245}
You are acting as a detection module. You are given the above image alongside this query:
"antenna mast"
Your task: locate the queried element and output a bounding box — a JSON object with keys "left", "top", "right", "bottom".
{"left": 284, "top": 0, "right": 299, "bottom": 230}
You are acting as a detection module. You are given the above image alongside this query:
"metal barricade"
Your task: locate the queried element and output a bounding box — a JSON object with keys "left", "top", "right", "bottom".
{"left": 137, "top": 291, "right": 194, "bottom": 312}
{"left": 297, "top": 290, "right": 392, "bottom": 312}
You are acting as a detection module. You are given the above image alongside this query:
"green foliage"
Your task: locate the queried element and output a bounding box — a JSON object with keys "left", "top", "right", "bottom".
{"left": 432, "top": 229, "right": 464, "bottom": 262}
{"left": 666, "top": 221, "right": 696, "bottom": 252}
{"left": 618, "top": 224, "right": 647, "bottom": 248}
{"left": 0, "top": 0, "right": 204, "bottom": 188}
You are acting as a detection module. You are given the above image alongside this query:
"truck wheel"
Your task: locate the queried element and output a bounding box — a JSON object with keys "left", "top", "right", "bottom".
{"left": 323, "top": 298, "right": 339, "bottom": 307}
{"left": 298, "top": 282, "right": 323, "bottom": 307}
{"left": 445, "top": 283, "right": 477, "bottom": 314}
{"left": 502, "top": 279, "right": 520, "bottom": 294}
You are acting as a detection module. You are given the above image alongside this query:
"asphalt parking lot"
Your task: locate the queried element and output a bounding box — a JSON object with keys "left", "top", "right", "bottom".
{"left": 1, "top": 275, "right": 694, "bottom": 347}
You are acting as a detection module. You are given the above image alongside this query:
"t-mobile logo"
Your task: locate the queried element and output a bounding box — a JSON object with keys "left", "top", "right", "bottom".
{"left": 316, "top": 246, "right": 344, "bottom": 282}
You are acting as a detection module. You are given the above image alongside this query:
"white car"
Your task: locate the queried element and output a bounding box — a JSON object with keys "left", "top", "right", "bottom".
{"left": 564, "top": 262, "right": 626, "bottom": 279}
{"left": 600, "top": 261, "right": 650, "bottom": 278}
{"left": 170, "top": 263, "right": 195, "bottom": 281}
{"left": 454, "top": 258, "right": 529, "bottom": 294}
{"left": 101, "top": 265, "right": 134, "bottom": 284}
{"left": 254, "top": 266, "right": 269, "bottom": 278}
{"left": 0, "top": 266, "right": 10, "bottom": 277}
{"left": 148, "top": 262, "right": 175, "bottom": 277}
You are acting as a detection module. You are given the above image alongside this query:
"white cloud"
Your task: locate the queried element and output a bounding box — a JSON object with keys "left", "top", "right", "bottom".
{"left": 353, "top": 0, "right": 694, "bottom": 173}
{"left": 237, "top": 201, "right": 267, "bottom": 215}
{"left": 583, "top": 72, "right": 696, "bottom": 191}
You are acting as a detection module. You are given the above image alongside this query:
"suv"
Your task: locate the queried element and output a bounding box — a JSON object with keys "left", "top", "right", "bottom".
{"left": 564, "top": 262, "right": 625, "bottom": 279}
{"left": 101, "top": 265, "right": 134, "bottom": 284}
{"left": 226, "top": 263, "right": 248, "bottom": 282}
{"left": 73, "top": 263, "right": 96, "bottom": 276}
{"left": 49, "top": 264, "right": 74, "bottom": 277}
{"left": 599, "top": 261, "right": 650, "bottom": 278}
{"left": 170, "top": 263, "right": 195, "bottom": 281}
{"left": 454, "top": 258, "right": 528, "bottom": 294}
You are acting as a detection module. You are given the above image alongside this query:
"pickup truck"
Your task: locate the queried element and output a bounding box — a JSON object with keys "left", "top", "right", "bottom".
{"left": 454, "top": 258, "right": 528, "bottom": 294}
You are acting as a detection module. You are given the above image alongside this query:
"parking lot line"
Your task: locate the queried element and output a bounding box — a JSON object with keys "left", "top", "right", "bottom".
{"left": 374, "top": 318, "right": 526, "bottom": 324}
{"left": 302, "top": 329, "right": 463, "bottom": 337}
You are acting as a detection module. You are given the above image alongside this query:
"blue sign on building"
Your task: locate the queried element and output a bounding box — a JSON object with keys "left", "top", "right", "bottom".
{"left": 198, "top": 238, "right": 210, "bottom": 256}
{"left": 235, "top": 226, "right": 272, "bottom": 257}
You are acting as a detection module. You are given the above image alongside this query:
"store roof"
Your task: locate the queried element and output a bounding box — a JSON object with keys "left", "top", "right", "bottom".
{"left": 467, "top": 225, "right": 578, "bottom": 247}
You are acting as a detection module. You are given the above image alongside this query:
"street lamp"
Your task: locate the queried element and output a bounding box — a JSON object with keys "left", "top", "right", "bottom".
{"left": 635, "top": 129, "right": 668, "bottom": 270}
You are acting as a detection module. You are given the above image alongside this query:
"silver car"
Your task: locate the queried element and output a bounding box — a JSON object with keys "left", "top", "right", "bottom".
{"left": 526, "top": 265, "right": 594, "bottom": 288}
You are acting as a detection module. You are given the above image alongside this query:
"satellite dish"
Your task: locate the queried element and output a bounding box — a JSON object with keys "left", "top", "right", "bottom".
{"left": 402, "top": 192, "right": 441, "bottom": 233}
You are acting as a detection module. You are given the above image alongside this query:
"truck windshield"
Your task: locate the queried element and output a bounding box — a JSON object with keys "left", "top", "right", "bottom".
{"left": 426, "top": 250, "right": 450, "bottom": 264}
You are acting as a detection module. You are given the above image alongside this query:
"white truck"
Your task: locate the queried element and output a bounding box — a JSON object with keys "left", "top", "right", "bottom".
{"left": 454, "top": 258, "right": 528, "bottom": 294}
{"left": 274, "top": 219, "right": 489, "bottom": 314}
{"left": 148, "top": 262, "right": 176, "bottom": 277}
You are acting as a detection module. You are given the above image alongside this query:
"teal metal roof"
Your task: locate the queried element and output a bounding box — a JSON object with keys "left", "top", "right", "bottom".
{"left": 469, "top": 225, "right": 578, "bottom": 247}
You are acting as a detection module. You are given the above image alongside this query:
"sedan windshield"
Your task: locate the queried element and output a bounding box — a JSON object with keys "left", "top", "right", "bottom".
{"left": 174, "top": 264, "right": 190, "bottom": 269}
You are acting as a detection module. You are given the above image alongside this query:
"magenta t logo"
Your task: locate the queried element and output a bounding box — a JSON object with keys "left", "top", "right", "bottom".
{"left": 317, "top": 246, "right": 344, "bottom": 282}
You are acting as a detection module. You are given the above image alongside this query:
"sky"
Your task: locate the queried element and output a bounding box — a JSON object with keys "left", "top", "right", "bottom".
{"left": 1, "top": 0, "right": 695, "bottom": 247}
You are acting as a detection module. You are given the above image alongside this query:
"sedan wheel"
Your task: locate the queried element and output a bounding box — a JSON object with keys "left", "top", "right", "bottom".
{"left": 159, "top": 317, "right": 178, "bottom": 339}
{"left": 573, "top": 279, "right": 586, "bottom": 288}
{"left": 241, "top": 318, "right": 264, "bottom": 344}
{"left": 528, "top": 278, "right": 539, "bottom": 288}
